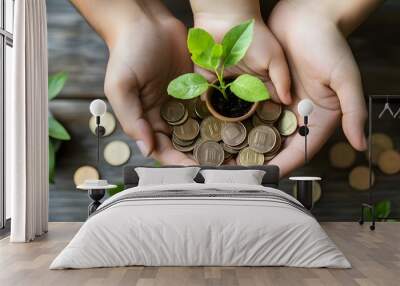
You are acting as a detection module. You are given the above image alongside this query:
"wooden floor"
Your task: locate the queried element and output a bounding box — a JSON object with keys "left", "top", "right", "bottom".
{"left": 0, "top": 222, "right": 398, "bottom": 286}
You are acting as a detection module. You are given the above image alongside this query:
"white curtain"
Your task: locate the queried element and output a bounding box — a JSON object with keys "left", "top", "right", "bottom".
{"left": 8, "top": 0, "right": 48, "bottom": 242}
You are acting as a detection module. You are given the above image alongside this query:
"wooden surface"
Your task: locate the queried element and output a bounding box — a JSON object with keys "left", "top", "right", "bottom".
{"left": 1, "top": 222, "right": 400, "bottom": 286}
{"left": 46, "top": 0, "right": 400, "bottom": 222}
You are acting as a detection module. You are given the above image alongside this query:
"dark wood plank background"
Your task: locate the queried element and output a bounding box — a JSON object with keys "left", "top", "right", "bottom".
{"left": 47, "top": 0, "right": 400, "bottom": 222}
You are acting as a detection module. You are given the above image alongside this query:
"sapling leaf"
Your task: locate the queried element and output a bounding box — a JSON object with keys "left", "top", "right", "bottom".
{"left": 167, "top": 73, "right": 209, "bottom": 100}
{"left": 188, "top": 28, "right": 214, "bottom": 56}
{"left": 48, "top": 72, "right": 68, "bottom": 100}
{"left": 212, "top": 43, "right": 223, "bottom": 61}
{"left": 230, "top": 74, "right": 269, "bottom": 102}
{"left": 188, "top": 28, "right": 221, "bottom": 70}
{"left": 49, "top": 116, "right": 71, "bottom": 140}
{"left": 222, "top": 19, "right": 254, "bottom": 67}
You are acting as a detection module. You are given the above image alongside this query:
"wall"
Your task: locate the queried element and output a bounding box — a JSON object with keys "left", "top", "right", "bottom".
{"left": 47, "top": 0, "right": 400, "bottom": 222}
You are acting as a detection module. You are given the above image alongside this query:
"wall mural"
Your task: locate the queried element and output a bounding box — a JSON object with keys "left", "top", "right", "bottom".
{"left": 47, "top": 0, "right": 400, "bottom": 222}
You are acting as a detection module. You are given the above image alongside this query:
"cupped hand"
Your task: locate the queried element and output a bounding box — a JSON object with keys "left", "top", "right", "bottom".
{"left": 104, "top": 13, "right": 196, "bottom": 165}
{"left": 193, "top": 14, "right": 292, "bottom": 105}
{"left": 267, "top": 0, "right": 368, "bottom": 177}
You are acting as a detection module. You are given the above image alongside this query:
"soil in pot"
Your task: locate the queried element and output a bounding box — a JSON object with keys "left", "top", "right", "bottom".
{"left": 210, "top": 83, "right": 252, "bottom": 118}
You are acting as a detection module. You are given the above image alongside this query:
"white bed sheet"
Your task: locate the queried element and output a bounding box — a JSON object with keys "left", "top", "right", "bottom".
{"left": 50, "top": 183, "right": 350, "bottom": 269}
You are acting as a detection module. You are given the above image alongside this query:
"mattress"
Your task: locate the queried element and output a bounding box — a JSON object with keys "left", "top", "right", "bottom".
{"left": 50, "top": 183, "right": 350, "bottom": 269}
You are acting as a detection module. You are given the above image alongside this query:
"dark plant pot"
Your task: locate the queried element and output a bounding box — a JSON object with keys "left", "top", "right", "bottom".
{"left": 204, "top": 78, "right": 258, "bottom": 122}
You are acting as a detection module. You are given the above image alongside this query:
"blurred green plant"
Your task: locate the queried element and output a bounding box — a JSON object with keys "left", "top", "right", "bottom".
{"left": 363, "top": 199, "right": 391, "bottom": 221}
{"left": 107, "top": 184, "right": 125, "bottom": 197}
{"left": 48, "top": 72, "right": 71, "bottom": 184}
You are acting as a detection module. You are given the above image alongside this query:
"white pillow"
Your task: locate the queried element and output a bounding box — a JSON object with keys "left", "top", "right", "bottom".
{"left": 135, "top": 167, "right": 200, "bottom": 186}
{"left": 200, "top": 169, "right": 266, "bottom": 185}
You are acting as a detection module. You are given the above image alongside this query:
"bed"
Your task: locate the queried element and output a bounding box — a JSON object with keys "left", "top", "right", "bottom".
{"left": 50, "top": 165, "right": 350, "bottom": 269}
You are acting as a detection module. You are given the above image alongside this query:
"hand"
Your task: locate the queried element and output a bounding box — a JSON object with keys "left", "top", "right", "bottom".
{"left": 103, "top": 8, "right": 196, "bottom": 165}
{"left": 192, "top": 14, "right": 292, "bottom": 105}
{"left": 267, "top": 0, "right": 368, "bottom": 177}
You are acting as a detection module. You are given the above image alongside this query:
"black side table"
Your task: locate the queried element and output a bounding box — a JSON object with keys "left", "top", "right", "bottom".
{"left": 87, "top": 189, "right": 106, "bottom": 215}
{"left": 77, "top": 180, "right": 116, "bottom": 216}
{"left": 289, "top": 176, "right": 322, "bottom": 210}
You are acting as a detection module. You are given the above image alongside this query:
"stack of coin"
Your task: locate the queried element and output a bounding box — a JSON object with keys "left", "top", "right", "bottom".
{"left": 160, "top": 99, "right": 298, "bottom": 166}
{"left": 171, "top": 118, "right": 200, "bottom": 152}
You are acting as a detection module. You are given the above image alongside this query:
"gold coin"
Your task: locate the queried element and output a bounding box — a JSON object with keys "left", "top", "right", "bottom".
{"left": 172, "top": 133, "right": 195, "bottom": 147}
{"left": 173, "top": 118, "right": 200, "bottom": 141}
{"left": 222, "top": 143, "right": 240, "bottom": 154}
{"left": 349, "top": 166, "right": 375, "bottom": 191}
{"left": 256, "top": 101, "right": 282, "bottom": 123}
{"left": 228, "top": 140, "right": 249, "bottom": 151}
{"left": 195, "top": 98, "right": 211, "bottom": 119}
{"left": 252, "top": 114, "right": 265, "bottom": 127}
{"left": 73, "top": 165, "right": 99, "bottom": 186}
{"left": 220, "top": 142, "right": 233, "bottom": 160}
{"left": 196, "top": 141, "right": 224, "bottom": 166}
{"left": 366, "top": 133, "right": 394, "bottom": 165}
{"left": 104, "top": 140, "right": 131, "bottom": 166}
{"left": 277, "top": 109, "right": 298, "bottom": 136}
{"left": 168, "top": 110, "right": 189, "bottom": 126}
{"left": 264, "top": 126, "right": 282, "bottom": 156}
{"left": 185, "top": 99, "right": 198, "bottom": 119}
{"left": 193, "top": 137, "right": 207, "bottom": 162}
{"left": 264, "top": 153, "right": 277, "bottom": 162}
{"left": 221, "top": 122, "right": 247, "bottom": 147}
{"left": 200, "top": 116, "right": 223, "bottom": 141}
{"left": 238, "top": 147, "right": 265, "bottom": 166}
{"left": 370, "top": 133, "right": 394, "bottom": 149}
{"left": 378, "top": 150, "right": 400, "bottom": 175}
{"left": 160, "top": 100, "right": 186, "bottom": 123}
{"left": 172, "top": 140, "right": 196, "bottom": 153}
{"left": 329, "top": 142, "right": 356, "bottom": 169}
{"left": 248, "top": 125, "right": 277, "bottom": 154}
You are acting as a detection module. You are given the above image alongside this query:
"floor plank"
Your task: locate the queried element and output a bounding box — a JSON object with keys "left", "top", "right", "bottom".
{"left": 0, "top": 222, "right": 399, "bottom": 286}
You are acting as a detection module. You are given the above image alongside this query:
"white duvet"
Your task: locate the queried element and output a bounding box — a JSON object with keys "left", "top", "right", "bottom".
{"left": 50, "top": 183, "right": 350, "bottom": 269}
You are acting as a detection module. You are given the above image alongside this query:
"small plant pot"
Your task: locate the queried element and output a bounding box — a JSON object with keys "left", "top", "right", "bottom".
{"left": 204, "top": 78, "right": 258, "bottom": 122}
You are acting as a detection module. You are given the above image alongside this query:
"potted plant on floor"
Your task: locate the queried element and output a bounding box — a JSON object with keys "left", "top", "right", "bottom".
{"left": 167, "top": 19, "right": 270, "bottom": 122}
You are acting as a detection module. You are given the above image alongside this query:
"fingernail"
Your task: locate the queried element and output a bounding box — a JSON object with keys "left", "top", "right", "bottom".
{"left": 136, "top": 140, "right": 149, "bottom": 157}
